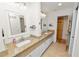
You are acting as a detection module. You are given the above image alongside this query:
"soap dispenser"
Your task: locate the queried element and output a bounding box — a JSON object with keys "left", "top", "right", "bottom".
{"left": 12, "top": 38, "right": 16, "bottom": 48}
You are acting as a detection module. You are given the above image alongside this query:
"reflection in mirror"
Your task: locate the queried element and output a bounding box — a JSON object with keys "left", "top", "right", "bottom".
{"left": 8, "top": 12, "right": 26, "bottom": 35}
{"left": 19, "top": 16, "right": 25, "bottom": 32}
{"left": 2, "top": 29, "right": 4, "bottom": 37}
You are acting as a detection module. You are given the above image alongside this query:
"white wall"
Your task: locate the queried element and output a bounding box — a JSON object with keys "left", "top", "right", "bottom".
{"left": 71, "top": 7, "right": 79, "bottom": 57}
{"left": 67, "top": 3, "right": 78, "bottom": 56}
{"left": 0, "top": 13, "right": 6, "bottom": 52}
{"left": 69, "top": 9, "right": 78, "bottom": 56}
{"left": 24, "top": 2, "right": 41, "bottom": 37}
{"left": 46, "top": 9, "right": 73, "bottom": 43}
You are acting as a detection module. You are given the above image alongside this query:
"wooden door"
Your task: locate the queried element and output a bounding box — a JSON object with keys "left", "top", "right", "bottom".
{"left": 57, "top": 17, "right": 64, "bottom": 42}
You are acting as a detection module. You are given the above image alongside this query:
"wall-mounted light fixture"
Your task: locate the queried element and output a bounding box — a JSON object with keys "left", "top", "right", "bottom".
{"left": 9, "top": 2, "right": 27, "bottom": 9}
{"left": 41, "top": 12, "right": 46, "bottom": 18}
{"left": 30, "top": 25, "right": 36, "bottom": 30}
{"left": 49, "top": 24, "right": 53, "bottom": 27}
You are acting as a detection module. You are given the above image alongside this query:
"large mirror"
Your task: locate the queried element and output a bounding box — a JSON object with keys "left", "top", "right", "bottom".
{"left": 8, "top": 12, "right": 26, "bottom": 35}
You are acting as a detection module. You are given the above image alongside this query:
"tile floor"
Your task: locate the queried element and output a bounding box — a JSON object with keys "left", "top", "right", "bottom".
{"left": 42, "top": 42, "right": 69, "bottom": 57}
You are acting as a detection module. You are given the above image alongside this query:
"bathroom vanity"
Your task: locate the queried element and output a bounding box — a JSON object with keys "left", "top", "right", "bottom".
{"left": 0, "top": 3, "right": 55, "bottom": 57}
{"left": 0, "top": 30, "right": 54, "bottom": 57}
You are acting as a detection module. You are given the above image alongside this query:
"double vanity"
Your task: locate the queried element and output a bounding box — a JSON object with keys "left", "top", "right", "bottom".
{"left": 0, "top": 30, "right": 54, "bottom": 57}
{"left": 0, "top": 3, "right": 55, "bottom": 57}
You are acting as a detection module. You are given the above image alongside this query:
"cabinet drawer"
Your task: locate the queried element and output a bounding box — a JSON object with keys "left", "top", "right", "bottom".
{"left": 26, "top": 36, "right": 53, "bottom": 57}
{"left": 28, "top": 43, "right": 45, "bottom": 57}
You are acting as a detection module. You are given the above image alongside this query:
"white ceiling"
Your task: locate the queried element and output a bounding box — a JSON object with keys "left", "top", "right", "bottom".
{"left": 41, "top": 2, "right": 75, "bottom": 14}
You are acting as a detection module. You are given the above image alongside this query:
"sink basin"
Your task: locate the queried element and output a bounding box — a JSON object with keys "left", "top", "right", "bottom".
{"left": 16, "top": 40, "right": 31, "bottom": 47}
{"left": 44, "top": 32, "right": 48, "bottom": 35}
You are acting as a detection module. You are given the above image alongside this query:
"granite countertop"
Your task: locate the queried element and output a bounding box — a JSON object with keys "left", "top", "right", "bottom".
{"left": 0, "top": 30, "right": 54, "bottom": 57}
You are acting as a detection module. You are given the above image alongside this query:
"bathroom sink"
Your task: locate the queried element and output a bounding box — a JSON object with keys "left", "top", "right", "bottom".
{"left": 44, "top": 32, "right": 48, "bottom": 35}
{"left": 16, "top": 40, "right": 31, "bottom": 47}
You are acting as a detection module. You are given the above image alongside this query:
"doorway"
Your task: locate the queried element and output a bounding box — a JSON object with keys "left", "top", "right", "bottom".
{"left": 57, "top": 16, "right": 64, "bottom": 43}
{"left": 57, "top": 16, "right": 70, "bottom": 44}
{"left": 20, "top": 16, "right": 25, "bottom": 32}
